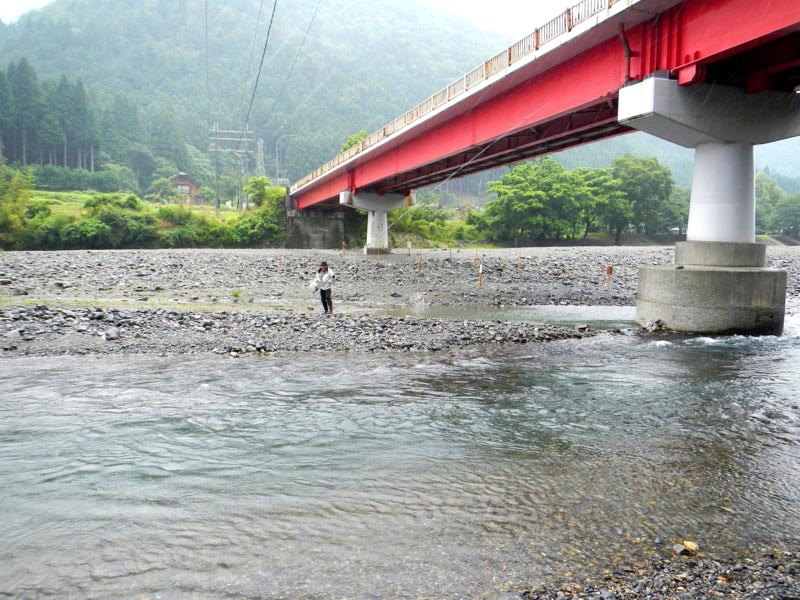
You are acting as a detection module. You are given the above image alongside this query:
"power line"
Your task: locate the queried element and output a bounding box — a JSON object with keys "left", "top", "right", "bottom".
{"left": 238, "top": 0, "right": 266, "bottom": 121}
{"left": 245, "top": 0, "right": 266, "bottom": 82}
{"left": 204, "top": 0, "right": 211, "bottom": 125}
{"left": 273, "top": 0, "right": 322, "bottom": 104}
{"left": 237, "top": 0, "right": 279, "bottom": 151}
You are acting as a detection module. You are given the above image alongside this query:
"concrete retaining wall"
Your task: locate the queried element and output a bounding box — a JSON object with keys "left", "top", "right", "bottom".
{"left": 285, "top": 211, "right": 344, "bottom": 249}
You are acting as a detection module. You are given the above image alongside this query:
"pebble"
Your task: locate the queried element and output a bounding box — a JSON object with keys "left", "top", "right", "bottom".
{"left": 522, "top": 550, "right": 798, "bottom": 599}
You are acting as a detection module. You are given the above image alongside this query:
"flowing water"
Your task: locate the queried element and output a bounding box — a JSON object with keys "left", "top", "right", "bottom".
{"left": 1, "top": 313, "right": 799, "bottom": 598}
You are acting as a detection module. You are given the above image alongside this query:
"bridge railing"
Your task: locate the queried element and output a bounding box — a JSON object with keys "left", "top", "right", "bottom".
{"left": 291, "top": 0, "right": 622, "bottom": 193}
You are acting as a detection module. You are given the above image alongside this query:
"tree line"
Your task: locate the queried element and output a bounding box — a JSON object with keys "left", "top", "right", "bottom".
{"left": 474, "top": 155, "right": 686, "bottom": 245}
{"left": 0, "top": 57, "right": 201, "bottom": 194}
{"left": 0, "top": 58, "right": 100, "bottom": 171}
{"left": 390, "top": 156, "right": 800, "bottom": 247}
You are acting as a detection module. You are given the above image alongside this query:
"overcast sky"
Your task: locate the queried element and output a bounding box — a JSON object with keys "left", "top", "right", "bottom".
{"left": 1, "top": 0, "right": 573, "bottom": 40}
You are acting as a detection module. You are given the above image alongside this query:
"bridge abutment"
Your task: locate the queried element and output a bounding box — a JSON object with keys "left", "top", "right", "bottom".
{"left": 619, "top": 74, "right": 798, "bottom": 335}
{"left": 285, "top": 209, "right": 344, "bottom": 249}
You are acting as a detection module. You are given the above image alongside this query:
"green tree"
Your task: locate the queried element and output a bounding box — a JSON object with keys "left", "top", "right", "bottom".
{"left": 340, "top": 130, "right": 368, "bottom": 153}
{"left": 612, "top": 154, "right": 673, "bottom": 235}
{"left": 771, "top": 195, "right": 800, "bottom": 238}
{"left": 244, "top": 176, "right": 285, "bottom": 207}
{"left": 11, "top": 58, "right": 41, "bottom": 166}
{"left": 661, "top": 186, "right": 690, "bottom": 235}
{"left": 483, "top": 158, "right": 585, "bottom": 243}
{"left": 756, "top": 171, "right": 787, "bottom": 233}
{"left": 145, "top": 177, "right": 179, "bottom": 203}
{"left": 0, "top": 71, "right": 13, "bottom": 160}
{"left": 101, "top": 95, "right": 148, "bottom": 168}
{"left": 70, "top": 79, "right": 98, "bottom": 171}
{"left": 150, "top": 108, "right": 191, "bottom": 173}
{"left": 38, "top": 82, "right": 66, "bottom": 165}
{"left": 55, "top": 75, "right": 73, "bottom": 167}
{"left": 0, "top": 163, "right": 32, "bottom": 248}
{"left": 575, "top": 167, "right": 627, "bottom": 241}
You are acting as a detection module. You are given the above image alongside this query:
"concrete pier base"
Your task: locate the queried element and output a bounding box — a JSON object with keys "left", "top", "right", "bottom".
{"left": 636, "top": 242, "right": 786, "bottom": 335}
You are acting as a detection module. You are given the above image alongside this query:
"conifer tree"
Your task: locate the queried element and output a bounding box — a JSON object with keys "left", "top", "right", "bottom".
{"left": 56, "top": 75, "right": 73, "bottom": 167}
{"left": 0, "top": 71, "right": 13, "bottom": 160}
{"left": 11, "top": 58, "right": 41, "bottom": 166}
{"left": 38, "top": 82, "right": 66, "bottom": 165}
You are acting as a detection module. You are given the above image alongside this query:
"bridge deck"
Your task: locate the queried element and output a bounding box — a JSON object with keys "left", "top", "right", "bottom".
{"left": 290, "top": 0, "right": 800, "bottom": 209}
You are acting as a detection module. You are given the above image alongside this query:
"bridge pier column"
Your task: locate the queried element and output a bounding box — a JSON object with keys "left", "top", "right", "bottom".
{"left": 619, "top": 74, "right": 798, "bottom": 335}
{"left": 367, "top": 209, "right": 390, "bottom": 250}
{"left": 339, "top": 191, "right": 414, "bottom": 252}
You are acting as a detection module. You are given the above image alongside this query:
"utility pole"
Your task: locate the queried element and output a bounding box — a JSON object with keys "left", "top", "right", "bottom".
{"left": 208, "top": 123, "right": 255, "bottom": 211}
{"left": 256, "top": 138, "right": 266, "bottom": 178}
{"left": 275, "top": 134, "right": 296, "bottom": 186}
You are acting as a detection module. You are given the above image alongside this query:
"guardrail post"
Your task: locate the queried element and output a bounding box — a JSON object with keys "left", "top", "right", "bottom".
{"left": 534, "top": 28, "right": 540, "bottom": 50}
{"left": 507, "top": 47, "right": 512, "bottom": 66}
{"left": 566, "top": 8, "right": 573, "bottom": 31}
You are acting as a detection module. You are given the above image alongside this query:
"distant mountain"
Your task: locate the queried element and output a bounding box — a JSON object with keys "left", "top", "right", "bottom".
{"left": 0, "top": 0, "right": 504, "bottom": 181}
{"left": 0, "top": 0, "right": 797, "bottom": 189}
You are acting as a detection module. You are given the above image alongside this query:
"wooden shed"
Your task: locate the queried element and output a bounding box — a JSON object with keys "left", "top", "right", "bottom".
{"left": 168, "top": 172, "right": 200, "bottom": 200}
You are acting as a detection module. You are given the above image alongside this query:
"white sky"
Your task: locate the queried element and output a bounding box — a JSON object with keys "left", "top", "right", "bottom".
{"left": 0, "top": 0, "right": 52, "bottom": 23}
{"left": 1, "top": 0, "right": 573, "bottom": 39}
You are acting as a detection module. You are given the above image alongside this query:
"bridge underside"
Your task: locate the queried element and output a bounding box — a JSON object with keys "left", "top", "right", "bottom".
{"left": 375, "top": 101, "right": 628, "bottom": 193}
{"left": 303, "top": 102, "right": 628, "bottom": 211}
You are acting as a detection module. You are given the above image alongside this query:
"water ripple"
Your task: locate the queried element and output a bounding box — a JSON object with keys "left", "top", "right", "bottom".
{"left": 1, "top": 333, "right": 799, "bottom": 597}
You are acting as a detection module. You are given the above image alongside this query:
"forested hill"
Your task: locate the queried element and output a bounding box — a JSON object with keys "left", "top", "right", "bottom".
{"left": 0, "top": 0, "right": 503, "bottom": 184}
{"left": 1, "top": 0, "right": 798, "bottom": 195}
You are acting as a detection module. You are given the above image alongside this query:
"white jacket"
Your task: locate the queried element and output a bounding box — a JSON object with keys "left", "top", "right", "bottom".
{"left": 314, "top": 268, "right": 335, "bottom": 291}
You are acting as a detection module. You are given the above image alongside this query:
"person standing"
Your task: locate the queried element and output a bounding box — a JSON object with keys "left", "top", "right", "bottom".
{"left": 314, "top": 260, "right": 335, "bottom": 314}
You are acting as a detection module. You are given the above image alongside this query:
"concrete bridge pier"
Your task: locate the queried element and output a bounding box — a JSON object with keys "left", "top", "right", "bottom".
{"left": 339, "top": 191, "right": 414, "bottom": 252}
{"left": 619, "top": 74, "right": 799, "bottom": 335}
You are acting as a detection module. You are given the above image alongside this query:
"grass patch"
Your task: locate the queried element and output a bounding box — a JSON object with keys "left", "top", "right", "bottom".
{"left": 29, "top": 189, "right": 241, "bottom": 222}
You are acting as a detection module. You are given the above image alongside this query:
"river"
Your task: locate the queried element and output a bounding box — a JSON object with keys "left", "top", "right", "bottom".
{"left": 1, "top": 313, "right": 799, "bottom": 598}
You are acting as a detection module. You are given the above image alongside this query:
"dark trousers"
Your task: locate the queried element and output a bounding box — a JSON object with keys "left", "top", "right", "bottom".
{"left": 320, "top": 288, "right": 333, "bottom": 313}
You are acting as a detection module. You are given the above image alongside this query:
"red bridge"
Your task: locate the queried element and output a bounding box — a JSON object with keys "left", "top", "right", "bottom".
{"left": 290, "top": 0, "right": 800, "bottom": 210}
{"left": 289, "top": 0, "right": 800, "bottom": 336}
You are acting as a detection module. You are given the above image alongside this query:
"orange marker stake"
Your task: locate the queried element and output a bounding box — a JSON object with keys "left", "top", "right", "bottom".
{"left": 606, "top": 265, "right": 614, "bottom": 289}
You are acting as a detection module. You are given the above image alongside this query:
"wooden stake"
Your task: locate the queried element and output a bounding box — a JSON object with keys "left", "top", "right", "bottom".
{"left": 417, "top": 252, "right": 422, "bottom": 276}
{"left": 478, "top": 263, "right": 484, "bottom": 288}
{"left": 606, "top": 265, "right": 613, "bottom": 289}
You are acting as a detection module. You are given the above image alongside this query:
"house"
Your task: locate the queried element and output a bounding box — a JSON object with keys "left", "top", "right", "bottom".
{"left": 168, "top": 173, "right": 199, "bottom": 201}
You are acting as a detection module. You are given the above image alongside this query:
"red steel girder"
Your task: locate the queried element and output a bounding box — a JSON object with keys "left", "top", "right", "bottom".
{"left": 294, "top": 0, "right": 800, "bottom": 209}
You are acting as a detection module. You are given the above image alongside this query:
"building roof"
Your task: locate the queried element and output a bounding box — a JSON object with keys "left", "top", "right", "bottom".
{"left": 168, "top": 172, "right": 199, "bottom": 186}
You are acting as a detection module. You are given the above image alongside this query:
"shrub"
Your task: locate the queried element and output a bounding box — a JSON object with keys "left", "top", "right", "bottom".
{"left": 157, "top": 204, "right": 194, "bottom": 227}
{"left": 61, "top": 218, "right": 114, "bottom": 248}
{"left": 231, "top": 209, "right": 282, "bottom": 247}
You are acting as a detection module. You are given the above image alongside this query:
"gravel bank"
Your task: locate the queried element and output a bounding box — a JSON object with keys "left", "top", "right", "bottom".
{"left": 1, "top": 246, "right": 799, "bottom": 311}
{"left": 2, "top": 246, "right": 799, "bottom": 357}
{"left": 0, "top": 304, "right": 592, "bottom": 357}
